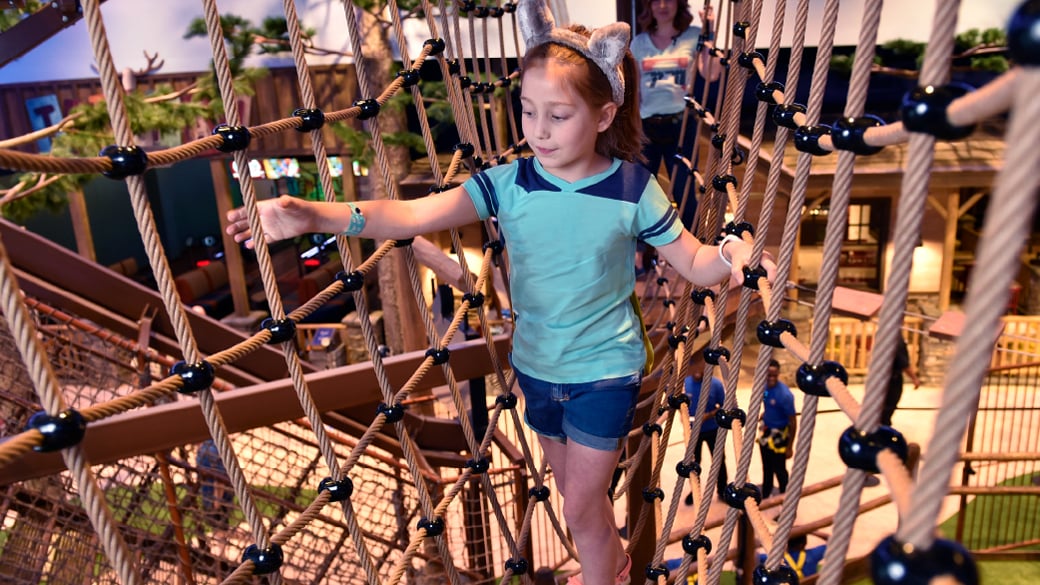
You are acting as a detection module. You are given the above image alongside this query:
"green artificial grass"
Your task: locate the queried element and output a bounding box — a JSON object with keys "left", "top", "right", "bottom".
{"left": 937, "top": 472, "right": 1040, "bottom": 551}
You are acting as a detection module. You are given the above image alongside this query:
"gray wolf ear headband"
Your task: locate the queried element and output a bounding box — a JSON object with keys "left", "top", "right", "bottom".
{"left": 517, "top": 0, "right": 631, "bottom": 106}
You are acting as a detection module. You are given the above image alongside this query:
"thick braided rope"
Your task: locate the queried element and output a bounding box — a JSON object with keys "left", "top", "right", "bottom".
{"left": 900, "top": 65, "right": 1040, "bottom": 552}
{"left": 767, "top": 0, "right": 887, "bottom": 571}
{"left": 818, "top": 1, "right": 958, "bottom": 582}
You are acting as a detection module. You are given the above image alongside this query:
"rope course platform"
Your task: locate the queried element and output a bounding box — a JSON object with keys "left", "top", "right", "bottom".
{"left": 0, "top": 0, "right": 1037, "bottom": 584}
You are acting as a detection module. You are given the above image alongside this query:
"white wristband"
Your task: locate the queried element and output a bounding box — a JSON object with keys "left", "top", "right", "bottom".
{"left": 718, "top": 234, "right": 742, "bottom": 268}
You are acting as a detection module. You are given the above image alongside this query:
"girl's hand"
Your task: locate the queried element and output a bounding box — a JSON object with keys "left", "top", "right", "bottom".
{"left": 722, "top": 237, "right": 778, "bottom": 289}
{"left": 225, "top": 195, "right": 314, "bottom": 249}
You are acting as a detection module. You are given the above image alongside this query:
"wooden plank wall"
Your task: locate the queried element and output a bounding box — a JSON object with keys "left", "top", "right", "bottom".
{"left": 0, "top": 65, "right": 360, "bottom": 158}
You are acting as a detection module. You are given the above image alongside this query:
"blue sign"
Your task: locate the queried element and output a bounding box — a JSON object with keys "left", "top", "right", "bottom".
{"left": 25, "top": 94, "right": 62, "bottom": 153}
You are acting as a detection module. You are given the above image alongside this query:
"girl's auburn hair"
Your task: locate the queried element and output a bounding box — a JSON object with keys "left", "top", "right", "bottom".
{"left": 522, "top": 26, "right": 646, "bottom": 163}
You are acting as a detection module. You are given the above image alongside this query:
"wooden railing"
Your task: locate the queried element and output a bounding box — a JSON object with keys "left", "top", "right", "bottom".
{"left": 821, "top": 317, "right": 924, "bottom": 376}
{"left": 992, "top": 316, "right": 1040, "bottom": 369}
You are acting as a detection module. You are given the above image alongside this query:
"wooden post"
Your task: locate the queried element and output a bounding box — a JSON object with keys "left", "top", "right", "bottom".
{"left": 209, "top": 158, "right": 251, "bottom": 318}
{"left": 939, "top": 190, "right": 959, "bottom": 312}
{"left": 67, "top": 190, "right": 96, "bottom": 262}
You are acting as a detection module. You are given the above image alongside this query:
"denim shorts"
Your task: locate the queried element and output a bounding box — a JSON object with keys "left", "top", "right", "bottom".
{"left": 514, "top": 365, "right": 642, "bottom": 452}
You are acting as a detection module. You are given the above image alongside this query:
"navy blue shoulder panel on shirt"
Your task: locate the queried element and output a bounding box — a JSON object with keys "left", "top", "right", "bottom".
{"left": 577, "top": 161, "right": 652, "bottom": 204}
{"left": 514, "top": 157, "right": 562, "bottom": 194}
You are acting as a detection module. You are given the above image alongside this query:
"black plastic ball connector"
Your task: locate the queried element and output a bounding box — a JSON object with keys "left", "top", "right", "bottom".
{"left": 429, "top": 181, "right": 459, "bottom": 194}
{"left": 793, "top": 124, "right": 832, "bottom": 156}
{"left": 505, "top": 558, "right": 529, "bottom": 575}
{"left": 691, "top": 288, "right": 716, "bottom": 305}
{"left": 683, "top": 534, "right": 713, "bottom": 556}
{"left": 447, "top": 58, "right": 461, "bottom": 76}
{"left": 503, "top": 1, "right": 517, "bottom": 13}
{"left": 668, "top": 393, "right": 691, "bottom": 411}
{"left": 462, "top": 292, "right": 484, "bottom": 308}
{"left": 426, "top": 347, "right": 450, "bottom": 365}
{"left": 772, "top": 103, "right": 807, "bottom": 129}
{"left": 417, "top": 516, "right": 445, "bottom": 537}
{"left": 458, "top": 75, "right": 473, "bottom": 89}
{"left": 529, "top": 485, "right": 551, "bottom": 501}
{"left": 676, "top": 460, "right": 702, "bottom": 478}
{"left": 724, "top": 221, "right": 755, "bottom": 238}
{"left": 668, "top": 331, "right": 688, "bottom": 349}
{"left": 738, "top": 51, "right": 764, "bottom": 71}
{"left": 496, "top": 393, "right": 518, "bottom": 409}
{"left": 466, "top": 457, "right": 490, "bottom": 474}
{"left": 292, "top": 107, "right": 325, "bottom": 132}
{"left": 497, "top": 76, "right": 511, "bottom": 88}
{"left": 795, "top": 360, "right": 848, "bottom": 397}
{"left": 752, "top": 563, "right": 800, "bottom": 585}
{"left": 27, "top": 409, "right": 87, "bottom": 452}
{"left": 458, "top": 0, "right": 476, "bottom": 11}
{"left": 394, "top": 237, "right": 414, "bottom": 248}
{"left": 643, "top": 422, "right": 664, "bottom": 436}
{"left": 662, "top": 298, "right": 676, "bottom": 308}
{"left": 318, "top": 476, "right": 354, "bottom": 502}
{"left": 711, "top": 133, "right": 727, "bottom": 151}
{"left": 423, "top": 38, "right": 446, "bottom": 56}
{"left": 171, "top": 360, "right": 215, "bottom": 394}
{"left": 377, "top": 402, "right": 407, "bottom": 423}
{"left": 713, "top": 174, "right": 738, "bottom": 192}
{"left": 901, "top": 83, "right": 976, "bottom": 140}
{"left": 453, "top": 142, "right": 475, "bottom": 158}
{"left": 473, "top": 5, "right": 489, "bottom": 18}
{"left": 1008, "top": 0, "right": 1040, "bottom": 65}
{"left": 336, "top": 270, "right": 365, "bottom": 292}
{"left": 703, "top": 346, "right": 730, "bottom": 366}
{"left": 645, "top": 565, "right": 670, "bottom": 581}
{"left": 212, "top": 124, "right": 251, "bottom": 152}
{"left": 755, "top": 81, "right": 785, "bottom": 105}
{"left": 715, "top": 408, "right": 746, "bottom": 430}
{"left": 261, "top": 317, "right": 296, "bottom": 345}
{"left": 732, "top": 21, "right": 751, "bottom": 38}
{"left": 99, "top": 145, "right": 147, "bottom": 180}
{"left": 483, "top": 239, "right": 504, "bottom": 255}
{"left": 742, "top": 264, "right": 769, "bottom": 290}
{"left": 243, "top": 544, "right": 283, "bottom": 575}
{"left": 642, "top": 487, "right": 666, "bottom": 502}
{"left": 528, "top": 482, "right": 553, "bottom": 501}
{"left": 397, "top": 68, "right": 421, "bottom": 88}
{"left": 353, "top": 98, "right": 380, "bottom": 120}
{"left": 722, "top": 482, "right": 762, "bottom": 511}
{"left": 489, "top": 6, "right": 504, "bottom": 18}
{"left": 757, "top": 319, "right": 798, "bottom": 348}
{"left": 870, "top": 535, "right": 978, "bottom": 585}
{"left": 831, "top": 115, "right": 886, "bottom": 156}
{"left": 839, "top": 425, "right": 909, "bottom": 474}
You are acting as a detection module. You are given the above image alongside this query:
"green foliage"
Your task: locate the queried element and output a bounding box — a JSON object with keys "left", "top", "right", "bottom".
{"left": 0, "top": 0, "right": 43, "bottom": 33}
{"left": 2, "top": 89, "right": 210, "bottom": 222}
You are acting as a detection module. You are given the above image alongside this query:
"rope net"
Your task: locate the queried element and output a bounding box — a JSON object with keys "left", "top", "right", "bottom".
{"left": 0, "top": 0, "right": 1035, "bottom": 584}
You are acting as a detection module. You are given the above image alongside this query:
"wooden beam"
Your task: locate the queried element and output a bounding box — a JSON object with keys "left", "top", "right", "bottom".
{"left": 940, "top": 191, "right": 959, "bottom": 311}
{"left": 0, "top": 335, "right": 510, "bottom": 485}
{"left": 0, "top": 1, "right": 106, "bottom": 69}
{"left": 957, "top": 190, "right": 987, "bottom": 218}
{"left": 210, "top": 158, "right": 250, "bottom": 318}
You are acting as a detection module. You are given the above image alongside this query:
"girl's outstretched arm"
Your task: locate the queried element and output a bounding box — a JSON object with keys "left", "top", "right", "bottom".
{"left": 226, "top": 185, "right": 480, "bottom": 247}
{"left": 655, "top": 230, "right": 777, "bottom": 288}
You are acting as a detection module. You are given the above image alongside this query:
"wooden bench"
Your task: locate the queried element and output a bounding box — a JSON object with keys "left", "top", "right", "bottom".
{"left": 174, "top": 261, "right": 234, "bottom": 318}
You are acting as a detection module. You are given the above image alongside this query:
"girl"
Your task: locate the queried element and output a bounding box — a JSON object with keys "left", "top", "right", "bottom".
{"left": 632, "top": 0, "right": 720, "bottom": 227}
{"left": 226, "top": 2, "right": 774, "bottom": 583}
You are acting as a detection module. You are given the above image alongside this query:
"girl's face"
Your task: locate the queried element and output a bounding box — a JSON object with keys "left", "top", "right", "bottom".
{"left": 519, "top": 61, "right": 617, "bottom": 183}
{"left": 649, "top": 0, "right": 678, "bottom": 26}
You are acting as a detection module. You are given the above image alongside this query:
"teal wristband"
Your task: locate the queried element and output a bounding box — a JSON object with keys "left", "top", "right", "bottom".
{"left": 344, "top": 201, "right": 366, "bottom": 236}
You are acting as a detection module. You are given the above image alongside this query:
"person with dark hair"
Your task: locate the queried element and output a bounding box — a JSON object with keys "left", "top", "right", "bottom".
{"left": 631, "top": 0, "right": 720, "bottom": 228}
{"left": 683, "top": 355, "right": 727, "bottom": 504}
{"left": 759, "top": 359, "right": 796, "bottom": 498}
{"left": 227, "top": 2, "right": 775, "bottom": 582}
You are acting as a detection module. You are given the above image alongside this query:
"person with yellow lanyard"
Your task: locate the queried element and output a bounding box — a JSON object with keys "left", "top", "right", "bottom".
{"left": 757, "top": 534, "right": 827, "bottom": 579}
{"left": 759, "top": 359, "right": 797, "bottom": 498}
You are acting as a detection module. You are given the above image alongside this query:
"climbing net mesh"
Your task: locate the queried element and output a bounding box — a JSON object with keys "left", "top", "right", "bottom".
{"left": 0, "top": 0, "right": 1036, "bottom": 583}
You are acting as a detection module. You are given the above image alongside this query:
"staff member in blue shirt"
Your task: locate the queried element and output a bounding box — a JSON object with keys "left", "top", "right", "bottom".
{"left": 759, "top": 359, "right": 797, "bottom": 498}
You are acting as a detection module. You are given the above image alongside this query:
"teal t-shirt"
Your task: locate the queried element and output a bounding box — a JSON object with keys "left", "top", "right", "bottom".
{"left": 463, "top": 157, "right": 683, "bottom": 383}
